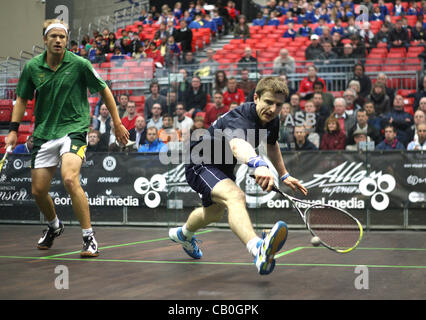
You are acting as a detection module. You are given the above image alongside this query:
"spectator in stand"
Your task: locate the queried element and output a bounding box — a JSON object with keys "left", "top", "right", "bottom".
{"left": 370, "top": 6, "right": 385, "bottom": 22}
{"left": 158, "top": 113, "right": 181, "bottom": 143}
{"left": 343, "top": 16, "right": 360, "bottom": 39}
{"left": 378, "top": 0, "right": 390, "bottom": 16}
{"left": 345, "top": 129, "right": 369, "bottom": 151}
{"left": 290, "top": 93, "right": 302, "bottom": 114}
{"left": 204, "top": 91, "right": 229, "bottom": 127}
{"left": 303, "top": 100, "right": 321, "bottom": 147}
{"left": 411, "top": 21, "right": 426, "bottom": 43}
{"left": 283, "top": 11, "right": 296, "bottom": 25}
{"left": 349, "top": 63, "right": 371, "bottom": 99}
{"left": 237, "top": 69, "right": 256, "bottom": 100}
{"left": 234, "top": 14, "right": 250, "bottom": 39}
{"left": 382, "top": 95, "right": 414, "bottom": 146}
{"left": 200, "top": 48, "right": 219, "bottom": 76}
{"left": 331, "top": 32, "right": 344, "bottom": 57}
{"left": 278, "top": 102, "right": 294, "bottom": 151}
{"left": 173, "top": 102, "right": 194, "bottom": 135}
{"left": 165, "top": 90, "right": 177, "bottom": 115}
{"left": 393, "top": 0, "right": 405, "bottom": 16}
{"left": 279, "top": 73, "right": 297, "bottom": 103}
{"left": 346, "top": 108, "right": 381, "bottom": 146}
{"left": 320, "top": 26, "right": 332, "bottom": 45}
{"left": 283, "top": 22, "right": 297, "bottom": 40}
{"left": 312, "top": 91, "right": 332, "bottom": 133}
{"left": 86, "top": 130, "right": 106, "bottom": 152}
{"left": 93, "top": 104, "right": 111, "bottom": 135}
{"left": 292, "top": 125, "right": 318, "bottom": 150}
{"left": 413, "top": 76, "right": 426, "bottom": 112}
{"left": 314, "top": 18, "right": 327, "bottom": 36}
{"left": 223, "top": 77, "right": 245, "bottom": 108}
{"left": 225, "top": 1, "right": 239, "bottom": 28}
{"left": 373, "top": 23, "right": 390, "bottom": 48}
{"left": 143, "top": 42, "right": 165, "bottom": 67}
{"left": 418, "top": 97, "right": 426, "bottom": 115}
{"left": 214, "top": 70, "right": 228, "bottom": 94}
{"left": 376, "top": 125, "right": 405, "bottom": 150}
{"left": 252, "top": 12, "right": 266, "bottom": 27}
{"left": 376, "top": 72, "right": 395, "bottom": 105}
{"left": 305, "top": 34, "right": 324, "bottom": 61}
{"left": 99, "top": 119, "right": 118, "bottom": 152}
{"left": 367, "top": 82, "right": 391, "bottom": 117}
{"left": 317, "top": 41, "right": 338, "bottom": 72}
{"left": 364, "top": 100, "right": 383, "bottom": 132}
{"left": 407, "top": 109, "right": 426, "bottom": 144}
{"left": 333, "top": 97, "right": 356, "bottom": 136}
{"left": 331, "top": 18, "right": 345, "bottom": 36}
{"left": 183, "top": 75, "right": 208, "bottom": 118}
{"left": 237, "top": 47, "right": 258, "bottom": 72}
{"left": 350, "top": 34, "right": 366, "bottom": 60}
{"left": 273, "top": 48, "right": 296, "bottom": 75}
{"left": 320, "top": 116, "right": 346, "bottom": 150}
{"left": 121, "top": 101, "right": 138, "bottom": 131}
{"left": 129, "top": 115, "right": 147, "bottom": 150}
{"left": 154, "top": 23, "right": 168, "bottom": 42}
{"left": 407, "top": 123, "right": 426, "bottom": 150}
{"left": 188, "top": 13, "right": 204, "bottom": 30}
{"left": 388, "top": 18, "right": 410, "bottom": 51}
{"left": 190, "top": 115, "right": 207, "bottom": 140}
{"left": 146, "top": 103, "right": 164, "bottom": 130}
{"left": 343, "top": 88, "right": 362, "bottom": 115}
{"left": 348, "top": 80, "right": 366, "bottom": 108}
{"left": 177, "top": 68, "right": 190, "bottom": 102}
{"left": 173, "top": 19, "right": 193, "bottom": 53}
{"left": 266, "top": 10, "right": 281, "bottom": 27}
{"left": 117, "top": 93, "right": 129, "bottom": 118}
{"left": 138, "top": 126, "right": 167, "bottom": 153}
{"left": 12, "top": 135, "right": 34, "bottom": 154}
{"left": 180, "top": 51, "right": 197, "bottom": 77}
{"left": 144, "top": 81, "right": 167, "bottom": 119}
{"left": 298, "top": 19, "right": 313, "bottom": 37}
{"left": 298, "top": 64, "right": 326, "bottom": 99}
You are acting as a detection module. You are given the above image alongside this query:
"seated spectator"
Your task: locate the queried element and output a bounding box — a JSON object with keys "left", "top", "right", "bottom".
{"left": 252, "top": 12, "right": 266, "bottom": 27}
{"left": 205, "top": 91, "right": 229, "bottom": 127}
{"left": 347, "top": 80, "right": 365, "bottom": 107}
{"left": 180, "top": 50, "right": 197, "bottom": 77}
{"left": 331, "top": 18, "right": 345, "bottom": 36}
{"left": 343, "top": 88, "right": 362, "bottom": 115}
{"left": 407, "top": 109, "right": 426, "bottom": 144}
{"left": 406, "top": 1, "right": 419, "bottom": 16}
{"left": 320, "top": 116, "right": 346, "bottom": 150}
{"left": 376, "top": 125, "right": 405, "bottom": 150}
{"left": 100, "top": 119, "right": 117, "bottom": 151}
{"left": 283, "top": 11, "right": 296, "bottom": 25}
{"left": 146, "top": 103, "right": 164, "bottom": 130}
{"left": 190, "top": 115, "right": 207, "bottom": 141}
{"left": 237, "top": 47, "right": 258, "bottom": 72}
{"left": 234, "top": 14, "right": 250, "bottom": 39}
{"left": 93, "top": 104, "right": 111, "bottom": 135}
{"left": 393, "top": 0, "right": 405, "bottom": 16}
{"left": 297, "top": 9, "right": 309, "bottom": 25}
{"left": 367, "top": 82, "right": 391, "bottom": 117}
{"left": 173, "top": 102, "right": 193, "bottom": 134}
{"left": 214, "top": 70, "right": 228, "bottom": 94}
{"left": 292, "top": 125, "right": 318, "bottom": 150}
{"left": 382, "top": 95, "right": 414, "bottom": 146}
{"left": 411, "top": 21, "right": 426, "bottom": 43}
{"left": 312, "top": 91, "right": 332, "bottom": 134}
{"left": 12, "top": 135, "right": 34, "bottom": 154}
{"left": 188, "top": 13, "right": 205, "bottom": 29}
{"left": 173, "top": 19, "right": 193, "bottom": 53}
{"left": 158, "top": 113, "right": 181, "bottom": 143}
{"left": 364, "top": 100, "right": 383, "bottom": 132}
{"left": 378, "top": 0, "right": 389, "bottom": 16}
{"left": 290, "top": 93, "right": 302, "bottom": 114}
{"left": 388, "top": 19, "right": 410, "bottom": 51}
{"left": 86, "top": 130, "right": 106, "bottom": 152}
{"left": 373, "top": 24, "right": 391, "bottom": 48}
{"left": 376, "top": 73, "right": 395, "bottom": 106}
{"left": 223, "top": 77, "right": 245, "bottom": 108}
{"left": 298, "top": 19, "right": 313, "bottom": 37}
{"left": 350, "top": 63, "right": 371, "bottom": 99}
{"left": 331, "top": 32, "right": 344, "bottom": 57}
{"left": 407, "top": 123, "right": 426, "bottom": 150}
{"left": 121, "top": 101, "right": 138, "bottom": 131}
{"left": 345, "top": 129, "right": 369, "bottom": 151}
{"left": 317, "top": 41, "right": 338, "bottom": 72}
{"left": 333, "top": 97, "right": 356, "bottom": 136}
{"left": 343, "top": 16, "right": 360, "bottom": 39}
{"left": 229, "top": 101, "right": 239, "bottom": 111}
{"left": 283, "top": 22, "right": 297, "bottom": 40}
{"left": 117, "top": 93, "right": 129, "bottom": 118}
{"left": 303, "top": 102, "right": 321, "bottom": 148}
{"left": 298, "top": 65, "right": 326, "bottom": 99}
{"left": 237, "top": 69, "right": 256, "bottom": 100}
{"left": 273, "top": 49, "right": 296, "bottom": 75}
{"left": 165, "top": 90, "right": 178, "bottom": 115}
{"left": 305, "top": 34, "right": 324, "bottom": 61}
{"left": 314, "top": 18, "right": 327, "bottom": 36}
{"left": 278, "top": 103, "right": 294, "bottom": 150}
{"left": 129, "top": 115, "right": 147, "bottom": 150}
{"left": 279, "top": 73, "right": 297, "bottom": 103}
{"left": 370, "top": 6, "right": 385, "bottom": 22}
{"left": 350, "top": 34, "right": 367, "bottom": 59}
{"left": 346, "top": 108, "right": 381, "bottom": 146}
{"left": 144, "top": 81, "right": 168, "bottom": 119}
{"left": 138, "top": 126, "right": 168, "bottom": 153}
{"left": 183, "top": 75, "right": 208, "bottom": 118}
{"left": 413, "top": 76, "right": 426, "bottom": 112}
{"left": 199, "top": 48, "right": 219, "bottom": 76}
{"left": 266, "top": 10, "right": 280, "bottom": 26}
{"left": 164, "top": 35, "right": 181, "bottom": 67}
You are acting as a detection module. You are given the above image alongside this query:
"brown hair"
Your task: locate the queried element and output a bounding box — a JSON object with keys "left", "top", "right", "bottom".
{"left": 255, "top": 76, "right": 289, "bottom": 100}
{"left": 324, "top": 114, "right": 341, "bottom": 133}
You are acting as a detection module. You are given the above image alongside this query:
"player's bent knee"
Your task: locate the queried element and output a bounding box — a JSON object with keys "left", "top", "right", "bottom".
{"left": 62, "top": 176, "right": 80, "bottom": 191}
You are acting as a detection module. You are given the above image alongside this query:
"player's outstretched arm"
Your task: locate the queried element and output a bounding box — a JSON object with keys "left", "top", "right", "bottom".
{"left": 267, "top": 141, "right": 307, "bottom": 196}
{"left": 100, "top": 86, "right": 129, "bottom": 146}
{"left": 5, "top": 96, "right": 27, "bottom": 150}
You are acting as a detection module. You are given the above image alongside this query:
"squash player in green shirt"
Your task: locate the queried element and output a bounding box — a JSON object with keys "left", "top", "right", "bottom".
{"left": 5, "top": 19, "right": 129, "bottom": 257}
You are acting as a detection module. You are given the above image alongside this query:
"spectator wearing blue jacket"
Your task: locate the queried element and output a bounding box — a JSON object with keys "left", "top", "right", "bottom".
{"left": 138, "top": 127, "right": 168, "bottom": 153}
{"left": 13, "top": 136, "right": 33, "bottom": 154}
{"left": 252, "top": 12, "right": 265, "bottom": 26}
{"left": 376, "top": 125, "right": 405, "bottom": 150}
{"left": 283, "top": 22, "right": 297, "bottom": 40}
{"left": 382, "top": 95, "right": 414, "bottom": 146}
{"left": 298, "top": 20, "right": 313, "bottom": 37}
{"left": 331, "top": 19, "right": 345, "bottom": 35}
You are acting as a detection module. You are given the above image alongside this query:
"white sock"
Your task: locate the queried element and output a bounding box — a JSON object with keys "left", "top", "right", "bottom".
{"left": 48, "top": 217, "right": 60, "bottom": 230}
{"left": 247, "top": 237, "right": 262, "bottom": 257}
{"left": 182, "top": 224, "right": 194, "bottom": 240}
{"left": 82, "top": 228, "right": 94, "bottom": 238}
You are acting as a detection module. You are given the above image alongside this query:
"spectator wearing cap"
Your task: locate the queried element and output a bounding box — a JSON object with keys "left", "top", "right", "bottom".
{"left": 345, "top": 129, "right": 368, "bottom": 151}
{"left": 305, "top": 34, "right": 324, "bottom": 61}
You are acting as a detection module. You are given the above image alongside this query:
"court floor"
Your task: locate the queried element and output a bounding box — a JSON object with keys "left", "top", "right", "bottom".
{"left": 0, "top": 225, "right": 425, "bottom": 300}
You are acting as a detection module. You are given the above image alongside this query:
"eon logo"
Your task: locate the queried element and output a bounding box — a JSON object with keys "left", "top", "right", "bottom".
{"left": 134, "top": 174, "right": 167, "bottom": 208}
{"left": 359, "top": 174, "right": 396, "bottom": 211}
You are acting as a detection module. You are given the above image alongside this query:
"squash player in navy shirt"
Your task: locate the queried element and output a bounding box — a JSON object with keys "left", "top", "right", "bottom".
{"left": 169, "top": 77, "right": 307, "bottom": 275}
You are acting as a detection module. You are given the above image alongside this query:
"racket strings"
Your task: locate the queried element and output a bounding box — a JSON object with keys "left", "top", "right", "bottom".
{"left": 307, "top": 207, "right": 360, "bottom": 249}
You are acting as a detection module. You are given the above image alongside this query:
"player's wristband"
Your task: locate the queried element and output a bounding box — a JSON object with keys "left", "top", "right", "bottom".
{"left": 281, "top": 173, "right": 290, "bottom": 181}
{"left": 8, "top": 122, "right": 19, "bottom": 133}
{"left": 247, "top": 156, "right": 269, "bottom": 168}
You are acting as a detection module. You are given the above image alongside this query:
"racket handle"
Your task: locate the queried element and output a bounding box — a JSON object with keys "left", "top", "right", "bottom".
{"left": 249, "top": 174, "right": 280, "bottom": 193}
{"left": 6, "top": 145, "right": 12, "bottom": 153}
